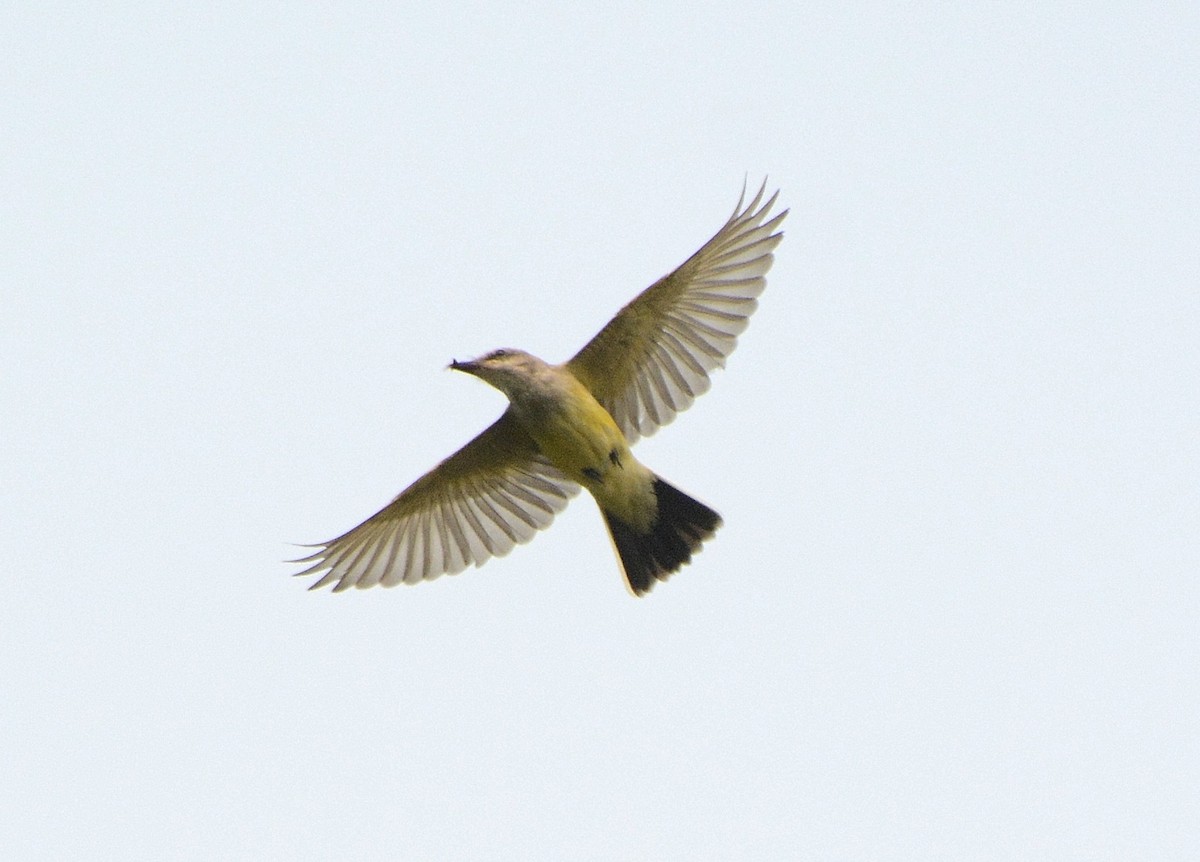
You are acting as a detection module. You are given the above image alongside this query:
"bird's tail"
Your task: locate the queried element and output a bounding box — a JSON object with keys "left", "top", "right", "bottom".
{"left": 602, "top": 476, "right": 722, "bottom": 596}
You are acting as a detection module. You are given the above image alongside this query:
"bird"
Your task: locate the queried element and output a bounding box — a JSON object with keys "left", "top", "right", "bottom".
{"left": 294, "top": 182, "right": 786, "bottom": 596}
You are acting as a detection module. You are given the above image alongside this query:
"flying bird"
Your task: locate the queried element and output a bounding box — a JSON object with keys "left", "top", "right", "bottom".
{"left": 295, "top": 183, "right": 786, "bottom": 595}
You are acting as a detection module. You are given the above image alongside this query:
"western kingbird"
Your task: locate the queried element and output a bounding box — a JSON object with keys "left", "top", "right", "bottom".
{"left": 295, "top": 183, "right": 786, "bottom": 595}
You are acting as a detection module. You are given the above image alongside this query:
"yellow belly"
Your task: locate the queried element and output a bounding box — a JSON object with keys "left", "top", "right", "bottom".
{"left": 519, "top": 376, "right": 655, "bottom": 529}
{"left": 526, "top": 378, "right": 626, "bottom": 480}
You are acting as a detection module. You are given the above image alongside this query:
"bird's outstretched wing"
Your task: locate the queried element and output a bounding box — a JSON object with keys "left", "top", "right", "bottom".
{"left": 566, "top": 182, "right": 786, "bottom": 443}
{"left": 294, "top": 409, "right": 580, "bottom": 591}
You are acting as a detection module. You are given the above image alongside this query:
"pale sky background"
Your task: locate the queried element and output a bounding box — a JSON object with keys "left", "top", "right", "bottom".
{"left": 3, "top": 3, "right": 1198, "bottom": 860}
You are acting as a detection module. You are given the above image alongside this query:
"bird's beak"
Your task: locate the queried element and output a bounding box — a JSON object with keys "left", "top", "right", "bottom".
{"left": 449, "top": 358, "right": 479, "bottom": 375}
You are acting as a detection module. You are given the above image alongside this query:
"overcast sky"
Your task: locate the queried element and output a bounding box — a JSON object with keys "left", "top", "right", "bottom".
{"left": 3, "top": 3, "right": 1198, "bottom": 859}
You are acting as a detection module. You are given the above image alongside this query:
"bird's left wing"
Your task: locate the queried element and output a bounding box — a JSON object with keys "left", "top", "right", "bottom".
{"left": 566, "top": 182, "right": 786, "bottom": 442}
{"left": 294, "top": 408, "right": 580, "bottom": 591}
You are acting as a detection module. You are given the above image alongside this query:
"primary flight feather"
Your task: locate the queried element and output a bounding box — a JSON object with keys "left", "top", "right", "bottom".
{"left": 294, "top": 182, "right": 786, "bottom": 595}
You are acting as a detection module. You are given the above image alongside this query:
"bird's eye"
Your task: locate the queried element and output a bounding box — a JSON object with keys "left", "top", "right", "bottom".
{"left": 490, "top": 349, "right": 511, "bottom": 360}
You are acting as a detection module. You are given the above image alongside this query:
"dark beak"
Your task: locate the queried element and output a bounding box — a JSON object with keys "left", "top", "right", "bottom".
{"left": 449, "top": 358, "right": 479, "bottom": 374}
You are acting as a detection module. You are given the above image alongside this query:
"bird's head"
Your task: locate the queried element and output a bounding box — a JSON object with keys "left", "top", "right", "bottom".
{"left": 449, "top": 348, "right": 549, "bottom": 399}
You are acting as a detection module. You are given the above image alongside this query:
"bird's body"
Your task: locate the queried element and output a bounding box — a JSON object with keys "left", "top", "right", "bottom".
{"left": 446, "top": 348, "right": 720, "bottom": 592}
{"left": 295, "top": 183, "right": 786, "bottom": 595}
{"left": 460, "top": 351, "right": 652, "bottom": 530}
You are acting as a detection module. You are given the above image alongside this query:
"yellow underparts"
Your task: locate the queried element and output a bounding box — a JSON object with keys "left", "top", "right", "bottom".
{"left": 518, "top": 375, "right": 658, "bottom": 532}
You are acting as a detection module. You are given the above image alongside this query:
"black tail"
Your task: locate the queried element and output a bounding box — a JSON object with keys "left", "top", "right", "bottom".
{"left": 603, "top": 477, "right": 722, "bottom": 596}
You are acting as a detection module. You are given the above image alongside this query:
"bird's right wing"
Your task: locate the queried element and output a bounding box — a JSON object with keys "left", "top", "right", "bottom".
{"left": 294, "top": 408, "right": 580, "bottom": 591}
{"left": 566, "top": 182, "right": 786, "bottom": 443}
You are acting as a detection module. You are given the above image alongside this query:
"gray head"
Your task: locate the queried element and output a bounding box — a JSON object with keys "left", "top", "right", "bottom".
{"left": 449, "top": 348, "right": 552, "bottom": 399}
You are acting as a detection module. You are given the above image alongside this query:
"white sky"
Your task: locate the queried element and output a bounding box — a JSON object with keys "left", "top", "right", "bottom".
{"left": 3, "top": 3, "right": 1198, "bottom": 859}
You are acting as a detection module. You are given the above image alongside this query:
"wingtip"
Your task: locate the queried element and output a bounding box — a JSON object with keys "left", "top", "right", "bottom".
{"left": 731, "top": 177, "right": 779, "bottom": 223}
{"left": 286, "top": 543, "right": 329, "bottom": 565}
{"left": 733, "top": 174, "right": 749, "bottom": 217}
